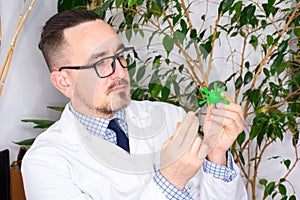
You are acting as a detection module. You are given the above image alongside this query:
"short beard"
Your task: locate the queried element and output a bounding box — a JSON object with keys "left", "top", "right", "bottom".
{"left": 95, "top": 78, "right": 131, "bottom": 116}
{"left": 95, "top": 90, "right": 131, "bottom": 116}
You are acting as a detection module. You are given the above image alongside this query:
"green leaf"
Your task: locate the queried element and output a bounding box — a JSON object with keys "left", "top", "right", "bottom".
{"left": 278, "top": 40, "right": 288, "bottom": 54}
{"left": 180, "top": 19, "right": 188, "bottom": 34}
{"left": 174, "top": 30, "right": 185, "bottom": 45}
{"left": 245, "top": 61, "right": 250, "bottom": 69}
{"left": 218, "top": 0, "right": 234, "bottom": 14}
{"left": 272, "top": 192, "right": 279, "bottom": 199}
{"left": 262, "top": 1, "right": 276, "bottom": 17}
{"left": 230, "top": 1, "right": 242, "bottom": 24}
{"left": 289, "top": 195, "right": 296, "bottom": 200}
{"left": 231, "top": 32, "right": 238, "bottom": 37}
{"left": 239, "top": 151, "right": 245, "bottom": 165}
{"left": 268, "top": 156, "right": 280, "bottom": 160}
{"left": 13, "top": 138, "right": 36, "bottom": 146}
{"left": 57, "top": 0, "right": 91, "bottom": 13}
{"left": 162, "top": 86, "right": 171, "bottom": 100}
{"left": 150, "top": 1, "right": 162, "bottom": 17}
{"left": 21, "top": 119, "right": 55, "bottom": 129}
{"left": 155, "top": 0, "right": 167, "bottom": 15}
{"left": 93, "top": 2, "right": 111, "bottom": 19}
{"left": 128, "top": 0, "right": 137, "bottom": 8}
{"left": 237, "top": 5, "right": 256, "bottom": 28}
{"left": 178, "top": 65, "right": 184, "bottom": 73}
{"left": 261, "top": 20, "right": 267, "bottom": 29}
{"left": 244, "top": 71, "right": 253, "bottom": 85}
{"left": 173, "top": 81, "right": 180, "bottom": 97}
{"left": 131, "top": 88, "right": 142, "bottom": 100}
{"left": 264, "top": 182, "right": 275, "bottom": 197}
{"left": 269, "top": 82, "right": 278, "bottom": 97}
{"left": 237, "top": 131, "right": 245, "bottom": 146}
{"left": 278, "top": 184, "right": 287, "bottom": 196}
{"left": 190, "top": 29, "right": 197, "bottom": 40}
{"left": 125, "top": 29, "right": 133, "bottom": 42}
{"left": 116, "top": 0, "right": 125, "bottom": 8}
{"left": 199, "top": 41, "right": 212, "bottom": 60}
{"left": 128, "top": 60, "right": 136, "bottom": 79}
{"left": 235, "top": 76, "right": 243, "bottom": 90}
{"left": 150, "top": 84, "right": 162, "bottom": 98}
{"left": 47, "top": 106, "right": 64, "bottom": 112}
{"left": 283, "top": 159, "right": 291, "bottom": 169}
{"left": 267, "top": 35, "right": 274, "bottom": 46}
{"left": 249, "top": 35, "right": 258, "bottom": 50}
{"left": 248, "top": 89, "right": 261, "bottom": 107}
{"left": 250, "top": 113, "right": 269, "bottom": 140}
{"left": 259, "top": 178, "right": 268, "bottom": 186}
{"left": 163, "top": 35, "right": 174, "bottom": 56}
{"left": 270, "top": 54, "right": 284, "bottom": 75}
{"left": 294, "top": 27, "right": 300, "bottom": 37}
{"left": 263, "top": 68, "right": 270, "bottom": 78}
{"left": 153, "top": 55, "right": 162, "bottom": 69}
{"left": 173, "top": 14, "right": 181, "bottom": 25}
{"left": 136, "top": 65, "right": 146, "bottom": 82}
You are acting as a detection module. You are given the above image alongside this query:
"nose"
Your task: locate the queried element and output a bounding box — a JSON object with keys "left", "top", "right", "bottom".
{"left": 109, "top": 59, "right": 127, "bottom": 80}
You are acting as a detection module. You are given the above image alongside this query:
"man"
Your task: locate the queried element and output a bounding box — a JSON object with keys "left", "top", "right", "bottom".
{"left": 22, "top": 9, "right": 247, "bottom": 199}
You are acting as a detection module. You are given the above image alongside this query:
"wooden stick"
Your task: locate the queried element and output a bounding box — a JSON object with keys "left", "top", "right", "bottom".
{"left": 0, "top": 0, "right": 36, "bottom": 96}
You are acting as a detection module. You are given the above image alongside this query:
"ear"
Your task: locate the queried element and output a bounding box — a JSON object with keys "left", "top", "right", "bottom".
{"left": 50, "top": 71, "right": 74, "bottom": 99}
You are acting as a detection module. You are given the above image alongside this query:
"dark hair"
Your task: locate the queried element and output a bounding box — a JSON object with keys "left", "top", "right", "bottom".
{"left": 39, "top": 9, "right": 100, "bottom": 71}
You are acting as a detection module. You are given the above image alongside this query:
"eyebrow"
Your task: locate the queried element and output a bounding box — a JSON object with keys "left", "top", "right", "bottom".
{"left": 86, "top": 43, "right": 125, "bottom": 64}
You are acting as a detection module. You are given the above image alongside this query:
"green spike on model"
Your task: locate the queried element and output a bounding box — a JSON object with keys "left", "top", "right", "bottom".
{"left": 199, "top": 82, "right": 230, "bottom": 108}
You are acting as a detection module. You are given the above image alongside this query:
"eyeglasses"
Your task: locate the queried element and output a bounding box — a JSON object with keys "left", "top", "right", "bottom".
{"left": 58, "top": 47, "right": 135, "bottom": 78}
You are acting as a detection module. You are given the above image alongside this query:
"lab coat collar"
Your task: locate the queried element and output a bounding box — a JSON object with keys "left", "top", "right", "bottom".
{"left": 58, "top": 101, "right": 163, "bottom": 173}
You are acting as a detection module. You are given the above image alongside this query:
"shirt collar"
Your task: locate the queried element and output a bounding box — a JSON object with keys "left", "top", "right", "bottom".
{"left": 68, "top": 103, "right": 127, "bottom": 137}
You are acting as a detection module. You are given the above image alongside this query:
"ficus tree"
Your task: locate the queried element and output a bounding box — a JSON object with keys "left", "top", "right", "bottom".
{"left": 21, "top": 0, "right": 300, "bottom": 199}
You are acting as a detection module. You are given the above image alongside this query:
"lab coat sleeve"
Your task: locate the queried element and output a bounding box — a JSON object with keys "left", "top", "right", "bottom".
{"left": 188, "top": 162, "right": 248, "bottom": 200}
{"left": 22, "top": 151, "right": 92, "bottom": 200}
{"left": 138, "top": 178, "right": 168, "bottom": 200}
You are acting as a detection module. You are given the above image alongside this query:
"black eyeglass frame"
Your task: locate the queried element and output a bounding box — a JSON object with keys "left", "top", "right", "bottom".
{"left": 58, "top": 47, "right": 135, "bottom": 78}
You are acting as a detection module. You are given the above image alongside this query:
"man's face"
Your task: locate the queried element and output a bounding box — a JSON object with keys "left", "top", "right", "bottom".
{"left": 63, "top": 20, "right": 131, "bottom": 118}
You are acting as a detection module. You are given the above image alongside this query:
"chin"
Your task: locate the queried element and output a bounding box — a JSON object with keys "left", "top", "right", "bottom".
{"left": 95, "top": 91, "right": 131, "bottom": 115}
{"left": 111, "top": 92, "right": 131, "bottom": 111}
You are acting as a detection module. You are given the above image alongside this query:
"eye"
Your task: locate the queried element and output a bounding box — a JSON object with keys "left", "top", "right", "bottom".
{"left": 95, "top": 59, "right": 108, "bottom": 68}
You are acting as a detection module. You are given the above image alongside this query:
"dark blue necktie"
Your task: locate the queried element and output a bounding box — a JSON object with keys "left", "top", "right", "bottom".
{"left": 107, "top": 119, "right": 130, "bottom": 153}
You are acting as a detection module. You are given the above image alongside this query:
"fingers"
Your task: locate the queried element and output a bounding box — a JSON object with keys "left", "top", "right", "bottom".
{"left": 198, "top": 143, "right": 210, "bottom": 159}
{"left": 190, "top": 136, "right": 202, "bottom": 154}
{"left": 172, "top": 111, "right": 199, "bottom": 148}
{"left": 211, "top": 103, "right": 244, "bottom": 132}
{"left": 212, "top": 107, "right": 243, "bottom": 124}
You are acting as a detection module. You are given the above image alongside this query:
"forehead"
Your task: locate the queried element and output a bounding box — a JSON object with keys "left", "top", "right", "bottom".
{"left": 63, "top": 20, "right": 119, "bottom": 61}
{"left": 84, "top": 36, "right": 124, "bottom": 62}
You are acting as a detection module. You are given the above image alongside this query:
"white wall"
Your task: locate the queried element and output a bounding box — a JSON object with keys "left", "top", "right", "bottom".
{"left": 0, "top": 0, "right": 68, "bottom": 161}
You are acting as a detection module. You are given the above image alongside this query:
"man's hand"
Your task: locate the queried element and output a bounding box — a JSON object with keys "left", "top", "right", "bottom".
{"left": 160, "top": 112, "right": 204, "bottom": 190}
{"left": 203, "top": 94, "right": 244, "bottom": 165}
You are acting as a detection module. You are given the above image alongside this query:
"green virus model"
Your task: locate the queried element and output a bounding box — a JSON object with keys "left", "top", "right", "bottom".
{"left": 199, "top": 82, "right": 230, "bottom": 108}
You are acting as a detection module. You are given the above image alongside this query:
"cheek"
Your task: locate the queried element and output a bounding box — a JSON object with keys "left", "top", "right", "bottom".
{"left": 74, "top": 72, "right": 101, "bottom": 97}
{"left": 93, "top": 79, "right": 110, "bottom": 101}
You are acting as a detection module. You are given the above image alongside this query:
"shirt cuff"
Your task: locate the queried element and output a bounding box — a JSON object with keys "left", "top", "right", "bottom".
{"left": 153, "top": 170, "right": 193, "bottom": 200}
{"left": 203, "top": 151, "right": 237, "bottom": 182}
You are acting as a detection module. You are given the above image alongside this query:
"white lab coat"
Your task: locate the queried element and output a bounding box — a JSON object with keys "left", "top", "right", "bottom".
{"left": 22, "top": 100, "right": 247, "bottom": 200}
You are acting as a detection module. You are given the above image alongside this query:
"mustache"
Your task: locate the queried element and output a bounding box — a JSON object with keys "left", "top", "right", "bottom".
{"left": 107, "top": 78, "right": 129, "bottom": 91}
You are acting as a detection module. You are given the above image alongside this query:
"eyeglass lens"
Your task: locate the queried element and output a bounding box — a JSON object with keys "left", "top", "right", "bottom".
{"left": 95, "top": 49, "right": 135, "bottom": 78}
